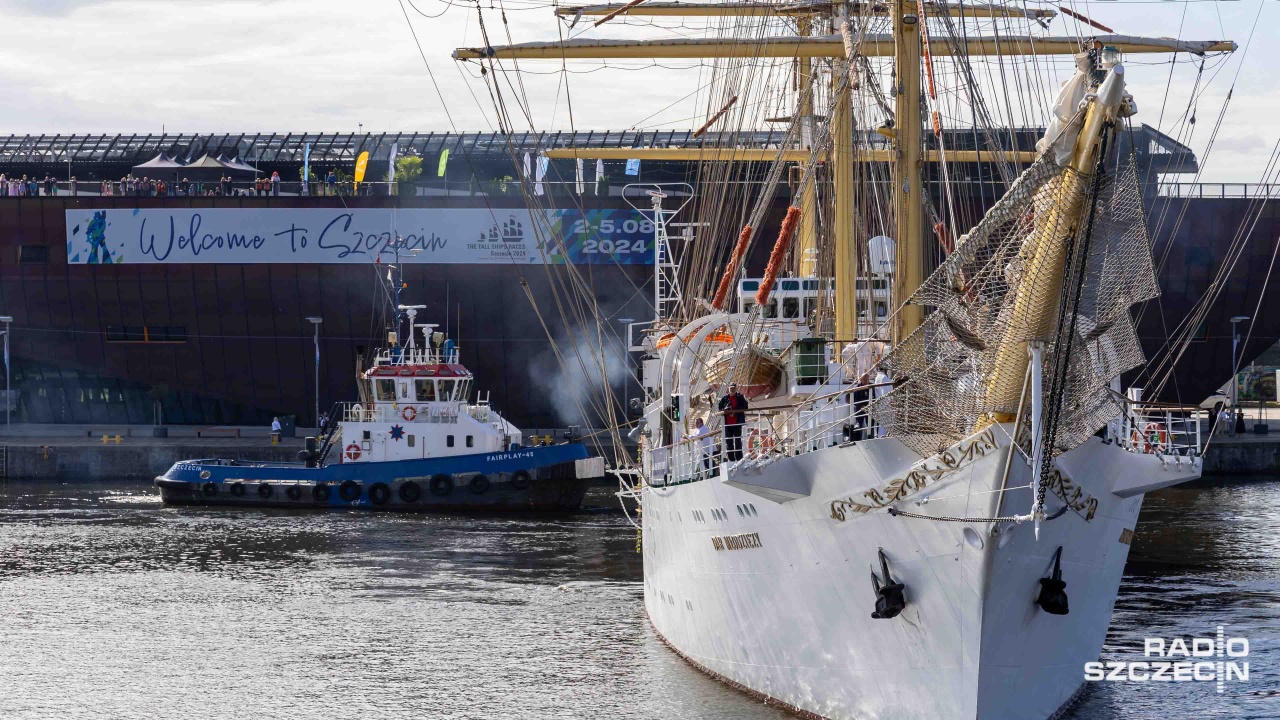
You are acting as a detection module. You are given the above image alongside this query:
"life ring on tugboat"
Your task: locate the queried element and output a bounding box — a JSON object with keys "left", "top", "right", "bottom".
{"left": 201, "top": 482, "right": 218, "bottom": 497}
{"left": 286, "top": 485, "right": 303, "bottom": 501}
{"left": 747, "top": 429, "right": 774, "bottom": 457}
{"left": 312, "top": 483, "right": 332, "bottom": 502}
{"left": 339, "top": 480, "right": 362, "bottom": 502}
{"left": 398, "top": 481, "right": 422, "bottom": 503}
{"left": 230, "top": 482, "right": 245, "bottom": 497}
{"left": 510, "top": 470, "right": 531, "bottom": 490}
{"left": 345, "top": 444, "right": 362, "bottom": 461}
{"left": 430, "top": 474, "right": 454, "bottom": 497}
{"left": 368, "top": 482, "right": 391, "bottom": 505}
{"left": 402, "top": 406, "right": 417, "bottom": 422}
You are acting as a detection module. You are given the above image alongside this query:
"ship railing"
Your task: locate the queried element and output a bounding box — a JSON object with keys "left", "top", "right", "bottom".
{"left": 1119, "top": 405, "right": 1202, "bottom": 458}
{"left": 647, "top": 386, "right": 883, "bottom": 486}
{"left": 372, "top": 347, "right": 460, "bottom": 366}
{"left": 1156, "top": 182, "right": 1280, "bottom": 199}
{"left": 338, "top": 402, "right": 460, "bottom": 424}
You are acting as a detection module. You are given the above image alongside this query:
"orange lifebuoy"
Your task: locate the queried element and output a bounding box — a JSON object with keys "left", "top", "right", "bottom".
{"left": 403, "top": 406, "right": 417, "bottom": 422}
{"left": 1130, "top": 423, "right": 1169, "bottom": 453}
{"left": 345, "top": 443, "right": 362, "bottom": 461}
{"left": 746, "top": 429, "right": 774, "bottom": 457}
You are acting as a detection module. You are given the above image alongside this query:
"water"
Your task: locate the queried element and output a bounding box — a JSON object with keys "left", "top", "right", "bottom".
{"left": 0, "top": 480, "right": 1275, "bottom": 719}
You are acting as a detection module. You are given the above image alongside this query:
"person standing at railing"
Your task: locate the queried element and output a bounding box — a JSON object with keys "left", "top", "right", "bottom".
{"left": 691, "top": 417, "right": 716, "bottom": 476}
{"left": 326, "top": 169, "right": 337, "bottom": 196}
{"left": 872, "top": 366, "right": 891, "bottom": 437}
{"left": 270, "top": 171, "right": 281, "bottom": 196}
{"left": 718, "top": 382, "right": 749, "bottom": 461}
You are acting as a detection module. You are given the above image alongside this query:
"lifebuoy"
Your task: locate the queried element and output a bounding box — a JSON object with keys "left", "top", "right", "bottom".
{"left": 430, "top": 474, "right": 453, "bottom": 497}
{"left": 403, "top": 406, "right": 417, "bottom": 422}
{"left": 286, "top": 485, "right": 302, "bottom": 501}
{"left": 747, "top": 429, "right": 774, "bottom": 457}
{"left": 510, "top": 470, "right": 531, "bottom": 490}
{"left": 369, "top": 482, "right": 391, "bottom": 505}
{"left": 339, "top": 480, "right": 362, "bottom": 502}
{"left": 469, "top": 474, "right": 490, "bottom": 495}
{"left": 312, "top": 483, "right": 332, "bottom": 502}
{"left": 230, "top": 482, "right": 245, "bottom": 497}
{"left": 345, "top": 444, "right": 362, "bottom": 461}
{"left": 258, "top": 483, "right": 273, "bottom": 499}
{"left": 202, "top": 482, "right": 217, "bottom": 497}
{"left": 399, "top": 481, "right": 422, "bottom": 503}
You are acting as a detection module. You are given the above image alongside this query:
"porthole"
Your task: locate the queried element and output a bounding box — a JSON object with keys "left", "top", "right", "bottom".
{"left": 737, "top": 505, "right": 744, "bottom": 517}
{"left": 749, "top": 504, "right": 757, "bottom": 516}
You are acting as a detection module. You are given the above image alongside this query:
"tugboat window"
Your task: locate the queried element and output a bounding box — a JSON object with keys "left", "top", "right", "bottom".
{"left": 763, "top": 300, "right": 778, "bottom": 318}
{"left": 439, "top": 379, "right": 456, "bottom": 401}
{"left": 416, "top": 379, "right": 436, "bottom": 401}
{"left": 447, "top": 435, "right": 455, "bottom": 447}
{"left": 407, "top": 435, "right": 415, "bottom": 447}
{"left": 376, "top": 379, "right": 397, "bottom": 401}
{"left": 400, "top": 382, "right": 409, "bottom": 399}
{"left": 466, "top": 435, "right": 474, "bottom": 447}
{"left": 782, "top": 297, "right": 800, "bottom": 319}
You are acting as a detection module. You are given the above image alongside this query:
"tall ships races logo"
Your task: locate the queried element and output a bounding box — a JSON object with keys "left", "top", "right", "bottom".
{"left": 1085, "top": 627, "right": 1249, "bottom": 693}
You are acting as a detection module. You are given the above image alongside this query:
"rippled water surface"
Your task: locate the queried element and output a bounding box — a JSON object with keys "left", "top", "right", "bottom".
{"left": 0, "top": 479, "right": 1276, "bottom": 719}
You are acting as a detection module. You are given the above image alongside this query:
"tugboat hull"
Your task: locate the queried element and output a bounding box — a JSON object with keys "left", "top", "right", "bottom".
{"left": 155, "top": 444, "right": 602, "bottom": 512}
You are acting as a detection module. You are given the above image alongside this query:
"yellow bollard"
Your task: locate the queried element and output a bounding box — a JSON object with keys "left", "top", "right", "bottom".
{"left": 114, "top": 435, "right": 122, "bottom": 445}
{"left": 271, "top": 434, "right": 279, "bottom": 446}
{"left": 101, "top": 434, "right": 108, "bottom": 445}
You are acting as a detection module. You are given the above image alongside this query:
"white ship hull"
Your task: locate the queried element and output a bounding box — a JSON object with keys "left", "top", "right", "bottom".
{"left": 642, "top": 427, "right": 1199, "bottom": 719}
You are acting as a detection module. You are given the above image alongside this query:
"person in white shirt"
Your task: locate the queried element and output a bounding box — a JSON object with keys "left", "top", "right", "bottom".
{"left": 690, "top": 417, "right": 716, "bottom": 476}
{"left": 872, "top": 366, "right": 891, "bottom": 437}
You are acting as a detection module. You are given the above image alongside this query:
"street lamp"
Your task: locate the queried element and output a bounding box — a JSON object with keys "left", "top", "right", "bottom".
{"left": 1230, "top": 315, "right": 1250, "bottom": 406}
{"left": 306, "top": 317, "right": 323, "bottom": 429}
{"left": 0, "top": 315, "right": 11, "bottom": 430}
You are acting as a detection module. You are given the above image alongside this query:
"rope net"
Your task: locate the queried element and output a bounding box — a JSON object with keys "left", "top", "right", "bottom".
{"left": 869, "top": 156, "right": 1158, "bottom": 457}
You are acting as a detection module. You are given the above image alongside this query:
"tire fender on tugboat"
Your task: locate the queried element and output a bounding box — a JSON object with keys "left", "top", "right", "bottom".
{"left": 368, "top": 482, "right": 391, "bottom": 505}
{"left": 398, "top": 481, "right": 422, "bottom": 503}
{"left": 510, "top": 470, "right": 531, "bottom": 490}
{"left": 339, "top": 480, "right": 362, "bottom": 502}
{"left": 230, "top": 482, "right": 245, "bottom": 497}
{"left": 430, "top": 474, "right": 453, "bottom": 497}
{"left": 312, "top": 483, "right": 332, "bottom": 502}
{"left": 469, "top": 474, "right": 490, "bottom": 495}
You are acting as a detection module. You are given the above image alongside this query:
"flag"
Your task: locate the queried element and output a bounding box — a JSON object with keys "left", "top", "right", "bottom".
{"left": 535, "top": 155, "right": 549, "bottom": 196}
{"left": 575, "top": 158, "right": 585, "bottom": 194}
{"left": 522, "top": 152, "right": 532, "bottom": 182}
{"left": 437, "top": 148, "right": 450, "bottom": 177}
{"left": 388, "top": 142, "right": 399, "bottom": 185}
{"left": 354, "top": 150, "right": 369, "bottom": 191}
{"left": 595, "top": 158, "right": 604, "bottom": 195}
{"left": 302, "top": 142, "right": 311, "bottom": 188}
{"left": 625, "top": 158, "right": 640, "bottom": 176}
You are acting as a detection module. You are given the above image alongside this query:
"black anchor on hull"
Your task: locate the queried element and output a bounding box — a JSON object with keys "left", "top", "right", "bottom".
{"left": 1036, "top": 546, "right": 1070, "bottom": 615}
{"left": 870, "top": 548, "right": 907, "bottom": 619}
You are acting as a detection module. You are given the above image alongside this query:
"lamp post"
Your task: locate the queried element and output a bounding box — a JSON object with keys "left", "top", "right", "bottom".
{"left": 306, "top": 317, "right": 323, "bottom": 430}
{"left": 1230, "top": 315, "right": 1250, "bottom": 406}
{"left": 0, "top": 315, "right": 11, "bottom": 430}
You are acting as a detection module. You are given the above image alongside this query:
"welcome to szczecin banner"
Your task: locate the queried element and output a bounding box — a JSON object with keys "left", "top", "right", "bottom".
{"left": 66, "top": 208, "right": 655, "bottom": 265}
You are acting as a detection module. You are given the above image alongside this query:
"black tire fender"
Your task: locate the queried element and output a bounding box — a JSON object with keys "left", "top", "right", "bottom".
{"left": 312, "top": 483, "right": 332, "bottom": 502}
{"left": 429, "top": 474, "right": 453, "bottom": 497}
{"left": 398, "top": 481, "right": 422, "bottom": 503}
{"left": 230, "top": 482, "right": 245, "bottom": 497}
{"left": 368, "top": 482, "right": 391, "bottom": 505}
{"left": 201, "top": 482, "right": 218, "bottom": 497}
{"left": 286, "top": 485, "right": 302, "bottom": 501}
{"left": 469, "top": 474, "right": 490, "bottom": 495}
{"left": 510, "top": 470, "right": 531, "bottom": 490}
{"left": 339, "top": 480, "right": 362, "bottom": 502}
{"left": 257, "top": 483, "right": 274, "bottom": 499}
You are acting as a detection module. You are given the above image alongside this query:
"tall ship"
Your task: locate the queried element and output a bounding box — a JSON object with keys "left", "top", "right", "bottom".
{"left": 155, "top": 252, "right": 604, "bottom": 511}
{"left": 453, "top": 3, "right": 1239, "bottom": 718}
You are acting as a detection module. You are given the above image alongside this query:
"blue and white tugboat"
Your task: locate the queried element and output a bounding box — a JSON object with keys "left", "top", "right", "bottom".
{"left": 155, "top": 302, "right": 603, "bottom": 512}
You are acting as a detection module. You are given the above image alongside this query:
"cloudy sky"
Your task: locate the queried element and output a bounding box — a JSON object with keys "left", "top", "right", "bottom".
{"left": 0, "top": 0, "right": 1273, "bottom": 182}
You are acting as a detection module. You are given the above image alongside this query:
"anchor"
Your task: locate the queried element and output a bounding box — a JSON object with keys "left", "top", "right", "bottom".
{"left": 1036, "top": 546, "right": 1070, "bottom": 615}
{"left": 870, "top": 548, "right": 907, "bottom": 619}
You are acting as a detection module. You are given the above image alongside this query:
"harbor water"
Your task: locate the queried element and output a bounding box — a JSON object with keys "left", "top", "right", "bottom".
{"left": 0, "top": 479, "right": 1275, "bottom": 719}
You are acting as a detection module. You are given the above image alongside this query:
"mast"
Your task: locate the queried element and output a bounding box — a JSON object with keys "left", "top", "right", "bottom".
{"left": 796, "top": 15, "right": 819, "bottom": 278}
{"left": 833, "top": 12, "right": 857, "bottom": 342}
{"left": 892, "top": 0, "right": 925, "bottom": 344}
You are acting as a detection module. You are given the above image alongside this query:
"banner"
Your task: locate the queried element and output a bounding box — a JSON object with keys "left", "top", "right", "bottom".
{"left": 388, "top": 143, "right": 398, "bottom": 186}
{"left": 354, "top": 150, "right": 370, "bottom": 190}
{"left": 66, "top": 208, "right": 655, "bottom": 265}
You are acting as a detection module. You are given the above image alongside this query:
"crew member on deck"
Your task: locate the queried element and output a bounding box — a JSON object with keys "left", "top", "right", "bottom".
{"left": 718, "top": 383, "right": 748, "bottom": 461}
{"left": 691, "top": 417, "right": 715, "bottom": 475}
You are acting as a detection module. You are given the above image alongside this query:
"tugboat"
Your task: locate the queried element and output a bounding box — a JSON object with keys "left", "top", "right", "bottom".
{"left": 156, "top": 296, "right": 603, "bottom": 512}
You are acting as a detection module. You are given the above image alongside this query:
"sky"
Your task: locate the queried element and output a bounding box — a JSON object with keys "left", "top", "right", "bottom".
{"left": 0, "top": 0, "right": 1274, "bottom": 182}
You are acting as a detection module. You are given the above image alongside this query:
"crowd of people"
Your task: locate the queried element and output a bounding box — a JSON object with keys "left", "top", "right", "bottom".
{"left": 1, "top": 169, "right": 383, "bottom": 197}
